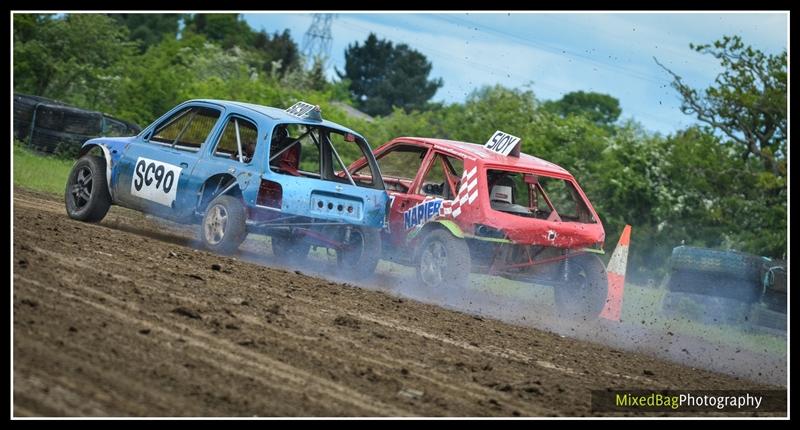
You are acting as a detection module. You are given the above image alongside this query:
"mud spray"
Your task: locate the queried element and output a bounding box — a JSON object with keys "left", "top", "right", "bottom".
{"left": 142, "top": 214, "right": 787, "bottom": 388}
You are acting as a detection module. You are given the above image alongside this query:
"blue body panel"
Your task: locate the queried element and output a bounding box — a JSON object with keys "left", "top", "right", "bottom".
{"left": 81, "top": 99, "right": 388, "bottom": 229}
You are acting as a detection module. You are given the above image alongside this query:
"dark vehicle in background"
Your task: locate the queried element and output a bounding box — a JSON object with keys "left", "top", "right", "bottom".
{"left": 14, "top": 93, "right": 141, "bottom": 156}
{"left": 661, "top": 246, "right": 787, "bottom": 334}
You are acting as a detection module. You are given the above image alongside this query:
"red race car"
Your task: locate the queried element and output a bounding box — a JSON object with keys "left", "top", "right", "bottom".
{"left": 347, "top": 131, "right": 609, "bottom": 319}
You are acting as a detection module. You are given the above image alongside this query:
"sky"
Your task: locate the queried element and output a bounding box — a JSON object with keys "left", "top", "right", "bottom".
{"left": 243, "top": 12, "right": 788, "bottom": 135}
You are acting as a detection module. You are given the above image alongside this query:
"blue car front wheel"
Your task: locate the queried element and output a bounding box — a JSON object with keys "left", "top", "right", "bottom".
{"left": 64, "top": 155, "right": 111, "bottom": 223}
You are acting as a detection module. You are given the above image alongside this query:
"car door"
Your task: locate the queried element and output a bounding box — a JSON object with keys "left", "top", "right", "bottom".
{"left": 114, "top": 103, "right": 224, "bottom": 219}
{"left": 192, "top": 113, "right": 262, "bottom": 208}
{"left": 366, "top": 143, "right": 431, "bottom": 245}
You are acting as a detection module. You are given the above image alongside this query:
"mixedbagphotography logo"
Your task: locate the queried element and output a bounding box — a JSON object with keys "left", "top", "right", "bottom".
{"left": 591, "top": 390, "right": 787, "bottom": 413}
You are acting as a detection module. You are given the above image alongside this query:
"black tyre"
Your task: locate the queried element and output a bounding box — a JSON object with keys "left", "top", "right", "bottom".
{"left": 271, "top": 234, "right": 311, "bottom": 263}
{"left": 553, "top": 253, "right": 609, "bottom": 321}
{"left": 336, "top": 227, "right": 381, "bottom": 279}
{"left": 415, "top": 229, "right": 471, "bottom": 289}
{"left": 748, "top": 305, "right": 786, "bottom": 332}
{"left": 761, "top": 290, "right": 787, "bottom": 313}
{"left": 64, "top": 155, "right": 111, "bottom": 223}
{"left": 762, "top": 263, "right": 787, "bottom": 294}
{"left": 670, "top": 246, "right": 764, "bottom": 282}
{"left": 201, "top": 195, "right": 247, "bottom": 255}
{"left": 666, "top": 269, "right": 762, "bottom": 303}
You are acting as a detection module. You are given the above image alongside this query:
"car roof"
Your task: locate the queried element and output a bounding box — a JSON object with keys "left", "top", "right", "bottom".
{"left": 395, "top": 137, "right": 571, "bottom": 176}
{"left": 192, "top": 99, "right": 365, "bottom": 139}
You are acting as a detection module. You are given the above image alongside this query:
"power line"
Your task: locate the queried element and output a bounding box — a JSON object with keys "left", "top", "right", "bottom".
{"left": 335, "top": 16, "right": 679, "bottom": 129}
{"left": 436, "top": 14, "right": 668, "bottom": 86}
{"left": 429, "top": 15, "right": 685, "bottom": 126}
{"left": 337, "top": 18, "right": 568, "bottom": 97}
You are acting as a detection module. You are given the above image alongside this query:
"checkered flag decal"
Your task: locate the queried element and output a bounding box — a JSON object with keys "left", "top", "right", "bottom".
{"left": 441, "top": 167, "right": 478, "bottom": 219}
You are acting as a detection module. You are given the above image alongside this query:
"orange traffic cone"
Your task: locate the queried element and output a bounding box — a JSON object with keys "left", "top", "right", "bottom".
{"left": 600, "top": 225, "right": 631, "bottom": 321}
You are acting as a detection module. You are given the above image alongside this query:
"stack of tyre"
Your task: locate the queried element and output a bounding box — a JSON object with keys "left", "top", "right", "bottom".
{"left": 14, "top": 92, "right": 141, "bottom": 156}
{"left": 751, "top": 259, "right": 787, "bottom": 335}
{"left": 662, "top": 246, "right": 786, "bottom": 334}
{"left": 13, "top": 93, "right": 67, "bottom": 141}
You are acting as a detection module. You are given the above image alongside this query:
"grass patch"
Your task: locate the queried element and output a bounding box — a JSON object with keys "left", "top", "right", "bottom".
{"left": 474, "top": 276, "right": 785, "bottom": 356}
{"left": 13, "top": 142, "right": 74, "bottom": 195}
{"left": 377, "top": 255, "right": 786, "bottom": 356}
{"left": 621, "top": 284, "right": 786, "bottom": 356}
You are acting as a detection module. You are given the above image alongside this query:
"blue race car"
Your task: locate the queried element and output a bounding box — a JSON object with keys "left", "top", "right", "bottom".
{"left": 64, "top": 100, "right": 389, "bottom": 277}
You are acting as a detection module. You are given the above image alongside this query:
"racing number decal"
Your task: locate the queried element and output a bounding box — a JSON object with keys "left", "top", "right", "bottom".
{"left": 484, "top": 130, "right": 521, "bottom": 156}
{"left": 130, "top": 157, "right": 182, "bottom": 207}
{"left": 384, "top": 194, "right": 397, "bottom": 233}
{"left": 133, "top": 162, "right": 175, "bottom": 193}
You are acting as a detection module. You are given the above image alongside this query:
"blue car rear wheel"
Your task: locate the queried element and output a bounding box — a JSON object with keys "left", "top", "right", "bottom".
{"left": 201, "top": 195, "right": 247, "bottom": 255}
{"left": 336, "top": 227, "right": 381, "bottom": 279}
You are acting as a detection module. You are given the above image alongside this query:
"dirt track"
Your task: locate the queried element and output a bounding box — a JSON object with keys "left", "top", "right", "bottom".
{"left": 12, "top": 187, "right": 782, "bottom": 416}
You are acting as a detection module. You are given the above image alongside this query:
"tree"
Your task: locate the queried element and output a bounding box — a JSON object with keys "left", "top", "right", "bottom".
{"left": 13, "top": 13, "right": 137, "bottom": 106}
{"left": 184, "top": 15, "right": 300, "bottom": 76}
{"left": 544, "top": 91, "right": 621, "bottom": 126}
{"left": 646, "top": 127, "right": 785, "bottom": 261}
{"left": 277, "top": 56, "right": 329, "bottom": 92}
{"left": 306, "top": 56, "right": 329, "bottom": 91}
{"left": 182, "top": 13, "right": 253, "bottom": 49}
{"left": 655, "top": 35, "right": 787, "bottom": 176}
{"left": 256, "top": 29, "right": 300, "bottom": 76}
{"left": 12, "top": 13, "right": 52, "bottom": 42}
{"left": 338, "top": 33, "right": 443, "bottom": 116}
{"left": 108, "top": 13, "right": 183, "bottom": 52}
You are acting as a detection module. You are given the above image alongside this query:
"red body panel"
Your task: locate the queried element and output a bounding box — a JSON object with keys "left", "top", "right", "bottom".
{"left": 349, "top": 137, "right": 606, "bottom": 250}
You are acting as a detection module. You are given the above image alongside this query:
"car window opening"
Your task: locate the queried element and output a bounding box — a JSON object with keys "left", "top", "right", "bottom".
{"left": 421, "top": 155, "right": 458, "bottom": 200}
{"left": 269, "top": 128, "right": 313, "bottom": 165}
{"left": 323, "top": 133, "right": 356, "bottom": 187}
{"left": 357, "top": 144, "right": 428, "bottom": 193}
{"left": 486, "top": 169, "right": 595, "bottom": 223}
{"left": 269, "top": 123, "right": 381, "bottom": 190}
{"left": 150, "top": 106, "right": 221, "bottom": 152}
{"left": 213, "top": 116, "right": 258, "bottom": 163}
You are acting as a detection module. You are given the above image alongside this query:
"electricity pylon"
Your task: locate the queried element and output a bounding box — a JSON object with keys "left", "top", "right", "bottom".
{"left": 302, "top": 14, "right": 335, "bottom": 65}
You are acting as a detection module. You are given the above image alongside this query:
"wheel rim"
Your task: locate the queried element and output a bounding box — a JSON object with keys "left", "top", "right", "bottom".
{"left": 571, "top": 268, "right": 588, "bottom": 289}
{"left": 563, "top": 262, "right": 592, "bottom": 314}
{"left": 420, "top": 240, "right": 447, "bottom": 287}
{"left": 69, "top": 166, "right": 93, "bottom": 210}
{"left": 204, "top": 204, "right": 228, "bottom": 245}
{"left": 566, "top": 265, "right": 588, "bottom": 290}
